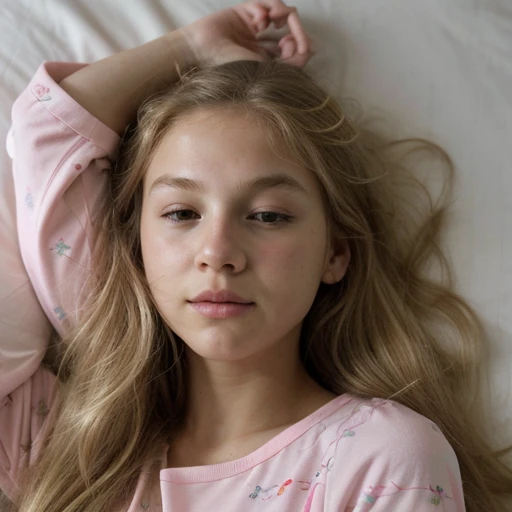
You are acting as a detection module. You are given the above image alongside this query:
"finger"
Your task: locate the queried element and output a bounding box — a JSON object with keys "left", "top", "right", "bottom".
{"left": 239, "top": 0, "right": 310, "bottom": 56}
{"left": 256, "top": 0, "right": 296, "bottom": 29}
{"left": 278, "top": 33, "right": 296, "bottom": 60}
{"left": 260, "top": 1, "right": 309, "bottom": 55}
{"left": 281, "top": 46, "right": 312, "bottom": 69}
{"left": 278, "top": 33, "right": 313, "bottom": 68}
{"left": 264, "top": 0, "right": 297, "bottom": 19}
{"left": 284, "top": 10, "right": 308, "bottom": 54}
{"left": 242, "top": 2, "right": 271, "bottom": 33}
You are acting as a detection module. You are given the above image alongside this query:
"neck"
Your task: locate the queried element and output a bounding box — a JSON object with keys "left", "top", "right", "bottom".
{"left": 175, "top": 333, "right": 333, "bottom": 451}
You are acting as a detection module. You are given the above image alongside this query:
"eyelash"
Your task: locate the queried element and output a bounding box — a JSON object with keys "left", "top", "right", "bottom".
{"left": 163, "top": 209, "right": 293, "bottom": 227}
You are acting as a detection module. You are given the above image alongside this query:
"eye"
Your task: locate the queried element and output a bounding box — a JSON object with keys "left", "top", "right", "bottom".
{"left": 249, "top": 212, "right": 293, "bottom": 226}
{"left": 163, "top": 209, "right": 293, "bottom": 226}
{"left": 163, "top": 209, "right": 199, "bottom": 222}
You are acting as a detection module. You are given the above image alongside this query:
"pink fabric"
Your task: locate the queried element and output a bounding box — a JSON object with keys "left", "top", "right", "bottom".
{"left": 0, "top": 61, "right": 467, "bottom": 511}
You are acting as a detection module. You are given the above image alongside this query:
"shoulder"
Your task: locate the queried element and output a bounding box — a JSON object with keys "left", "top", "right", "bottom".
{"left": 333, "top": 396, "right": 457, "bottom": 464}
{"left": 321, "top": 396, "right": 465, "bottom": 510}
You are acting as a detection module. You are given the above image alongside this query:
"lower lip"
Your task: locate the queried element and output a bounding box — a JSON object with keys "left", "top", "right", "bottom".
{"left": 188, "top": 301, "right": 255, "bottom": 318}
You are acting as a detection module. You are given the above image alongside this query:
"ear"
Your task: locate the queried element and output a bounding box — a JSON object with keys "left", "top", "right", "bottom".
{"left": 321, "top": 237, "right": 351, "bottom": 284}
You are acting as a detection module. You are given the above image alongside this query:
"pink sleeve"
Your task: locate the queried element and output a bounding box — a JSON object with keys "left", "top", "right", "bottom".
{"left": 1, "top": 61, "right": 120, "bottom": 402}
{"left": 327, "top": 399, "right": 466, "bottom": 511}
{"left": 0, "top": 366, "right": 57, "bottom": 501}
{"left": 11, "top": 61, "right": 120, "bottom": 337}
{"left": 0, "top": 62, "right": 120, "bottom": 499}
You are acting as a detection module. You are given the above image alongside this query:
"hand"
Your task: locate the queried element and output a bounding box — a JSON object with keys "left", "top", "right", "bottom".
{"left": 179, "top": 0, "right": 314, "bottom": 69}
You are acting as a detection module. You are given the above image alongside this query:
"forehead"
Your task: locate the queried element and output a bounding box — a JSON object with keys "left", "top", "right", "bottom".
{"left": 144, "top": 108, "right": 321, "bottom": 196}
{"left": 147, "top": 108, "right": 286, "bottom": 175}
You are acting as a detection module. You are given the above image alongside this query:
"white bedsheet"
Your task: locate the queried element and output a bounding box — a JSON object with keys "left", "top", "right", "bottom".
{"left": 1, "top": 0, "right": 510, "bottom": 441}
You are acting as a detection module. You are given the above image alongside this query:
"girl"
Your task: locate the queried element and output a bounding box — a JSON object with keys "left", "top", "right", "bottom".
{"left": 2, "top": 0, "right": 512, "bottom": 510}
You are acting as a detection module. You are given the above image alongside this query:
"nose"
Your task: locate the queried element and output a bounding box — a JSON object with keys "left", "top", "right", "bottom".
{"left": 194, "top": 214, "right": 247, "bottom": 273}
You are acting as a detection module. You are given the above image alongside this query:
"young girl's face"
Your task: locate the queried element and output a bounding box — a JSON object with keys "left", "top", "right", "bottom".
{"left": 139, "top": 108, "right": 349, "bottom": 363}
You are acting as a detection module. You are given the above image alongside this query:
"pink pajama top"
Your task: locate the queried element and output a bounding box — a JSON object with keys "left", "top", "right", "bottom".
{"left": 1, "top": 61, "right": 467, "bottom": 511}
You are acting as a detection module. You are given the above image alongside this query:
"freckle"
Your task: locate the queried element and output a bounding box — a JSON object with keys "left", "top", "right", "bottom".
{"left": 75, "top": 163, "right": 82, "bottom": 171}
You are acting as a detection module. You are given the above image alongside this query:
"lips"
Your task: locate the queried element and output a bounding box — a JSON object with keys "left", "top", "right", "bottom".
{"left": 189, "top": 301, "right": 255, "bottom": 319}
{"left": 189, "top": 289, "right": 253, "bottom": 304}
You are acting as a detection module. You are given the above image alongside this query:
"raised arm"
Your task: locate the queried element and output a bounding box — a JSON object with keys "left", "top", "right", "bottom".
{"left": 58, "top": 0, "right": 311, "bottom": 135}
{"left": 58, "top": 30, "right": 195, "bottom": 136}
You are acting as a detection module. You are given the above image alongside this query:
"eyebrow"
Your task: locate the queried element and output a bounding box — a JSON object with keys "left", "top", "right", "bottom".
{"left": 148, "top": 173, "right": 309, "bottom": 197}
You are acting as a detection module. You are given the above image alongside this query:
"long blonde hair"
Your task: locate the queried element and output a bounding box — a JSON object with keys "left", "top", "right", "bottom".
{"left": 13, "top": 59, "right": 512, "bottom": 511}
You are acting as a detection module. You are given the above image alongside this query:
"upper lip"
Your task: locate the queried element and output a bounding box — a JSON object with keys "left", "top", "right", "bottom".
{"left": 189, "top": 290, "right": 253, "bottom": 304}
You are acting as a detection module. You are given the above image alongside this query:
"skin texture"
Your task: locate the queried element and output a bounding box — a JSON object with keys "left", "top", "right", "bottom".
{"left": 140, "top": 108, "right": 350, "bottom": 463}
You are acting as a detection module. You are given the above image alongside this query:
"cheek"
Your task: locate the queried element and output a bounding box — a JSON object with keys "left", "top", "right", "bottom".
{"left": 139, "top": 214, "right": 155, "bottom": 277}
{"left": 256, "top": 238, "right": 324, "bottom": 328}
{"left": 140, "top": 213, "right": 182, "bottom": 283}
{"left": 258, "top": 231, "right": 324, "bottom": 287}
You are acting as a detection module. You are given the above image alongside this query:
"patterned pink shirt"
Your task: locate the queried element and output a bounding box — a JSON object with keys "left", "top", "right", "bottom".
{"left": 1, "top": 61, "right": 466, "bottom": 511}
